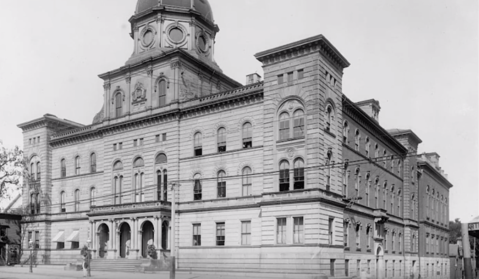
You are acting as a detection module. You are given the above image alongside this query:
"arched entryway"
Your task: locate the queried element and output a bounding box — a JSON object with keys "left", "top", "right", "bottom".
{"left": 98, "top": 223, "right": 109, "bottom": 258}
{"left": 141, "top": 221, "right": 154, "bottom": 258}
{"left": 161, "top": 221, "right": 169, "bottom": 250}
{"left": 119, "top": 222, "right": 131, "bottom": 258}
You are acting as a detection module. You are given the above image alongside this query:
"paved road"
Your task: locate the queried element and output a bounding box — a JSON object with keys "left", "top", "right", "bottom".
{"left": 0, "top": 266, "right": 320, "bottom": 279}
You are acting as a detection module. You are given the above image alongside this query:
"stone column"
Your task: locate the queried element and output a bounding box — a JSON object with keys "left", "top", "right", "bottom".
{"left": 89, "top": 221, "right": 94, "bottom": 258}
{"left": 155, "top": 216, "right": 160, "bottom": 249}
{"left": 138, "top": 229, "right": 143, "bottom": 258}
{"left": 158, "top": 217, "right": 163, "bottom": 251}
{"left": 108, "top": 219, "right": 114, "bottom": 259}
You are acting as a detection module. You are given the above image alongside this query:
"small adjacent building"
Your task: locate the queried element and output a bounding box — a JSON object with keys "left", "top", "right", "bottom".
{"left": 0, "top": 213, "right": 22, "bottom": 265}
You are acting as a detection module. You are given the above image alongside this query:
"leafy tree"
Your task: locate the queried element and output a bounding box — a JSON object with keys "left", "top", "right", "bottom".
{"left": 0, "top": 142, "right": 24, "bottom": 198}
{"left": 449, "top": 218, "right": 462, "bottom": 244}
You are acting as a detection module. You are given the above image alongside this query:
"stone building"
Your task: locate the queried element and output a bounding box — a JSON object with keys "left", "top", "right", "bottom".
{"left": 17, "top": 0, "right": 452, "bottom": 277}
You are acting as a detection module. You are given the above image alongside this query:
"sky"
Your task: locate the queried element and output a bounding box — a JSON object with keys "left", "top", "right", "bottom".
{"left": 0, "top": 0, "right": 477, "bottom": 221}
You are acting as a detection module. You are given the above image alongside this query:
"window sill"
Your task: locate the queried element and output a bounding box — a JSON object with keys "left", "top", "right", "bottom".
{"left": 324, "top": 129, "right": 336, "bottom": 138}
{"left": 276, "top": 137, "right": 305, "bottom": 144}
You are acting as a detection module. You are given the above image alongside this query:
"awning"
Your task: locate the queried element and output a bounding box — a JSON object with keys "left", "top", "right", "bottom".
{"left": 52, "top": 231, "right": 65, "bottom": 242}
{"left": 66, "top": 231, "right": 79, "bottom": 242}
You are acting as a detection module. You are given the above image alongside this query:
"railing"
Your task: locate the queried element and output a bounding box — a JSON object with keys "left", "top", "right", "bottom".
{"left": 90, "top": 200, "right": 171, "bottom": 214}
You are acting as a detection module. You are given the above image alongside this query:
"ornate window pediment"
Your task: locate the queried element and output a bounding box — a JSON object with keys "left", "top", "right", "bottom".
{"left": 132, "top": 82, "right": 147, "bottom": 104}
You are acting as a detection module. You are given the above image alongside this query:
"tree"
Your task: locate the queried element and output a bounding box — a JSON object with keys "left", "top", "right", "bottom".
{"left": 449, "top": 218, "right": 462, "bottom": 244}
{"left": 0, "top": 142, "right": 24, "bottom": 198}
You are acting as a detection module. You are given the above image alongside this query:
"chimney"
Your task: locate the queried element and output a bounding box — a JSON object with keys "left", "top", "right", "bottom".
{"left": 246, "top": 73, "right": 262, "bottom": 85}
{"left": 355, "top": 99, "right": 381, "bottom": 122}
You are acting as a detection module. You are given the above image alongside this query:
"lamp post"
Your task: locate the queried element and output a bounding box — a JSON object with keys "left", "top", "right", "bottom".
{"left": 29, "top": 240, "right": 33, "bottom": 273}
{"left": 86, "top": 239, "right": 91, "bottom": 277}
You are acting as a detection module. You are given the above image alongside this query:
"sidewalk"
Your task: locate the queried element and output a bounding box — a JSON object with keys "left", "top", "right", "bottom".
{"left": 0, "top": 265, "right": 323, "bottom": 279}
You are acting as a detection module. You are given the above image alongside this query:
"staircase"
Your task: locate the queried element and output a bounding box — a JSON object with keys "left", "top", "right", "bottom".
{"left": 90, "top": 258, "right": 148, "bottom": 273}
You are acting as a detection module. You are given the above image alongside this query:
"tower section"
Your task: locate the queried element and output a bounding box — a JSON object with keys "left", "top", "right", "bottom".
{"left": 127, "top": 0, "right": 220, "bottom": 71}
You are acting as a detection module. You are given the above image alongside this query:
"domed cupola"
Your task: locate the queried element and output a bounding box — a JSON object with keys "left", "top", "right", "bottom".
{"left": 127, "top": 0, "right": 220, "bottom": 70}
{"left": 136, "top": 0, "right": 214, "bottom": 23}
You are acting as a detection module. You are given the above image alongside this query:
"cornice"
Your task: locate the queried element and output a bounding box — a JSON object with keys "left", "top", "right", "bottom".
{"left": 255, "top": 35, "right": 350, "bottom": 70}
{"left": 18, "top": 114, "right": 83, "bottom": 133}
{"left": 418, "top": 160, "right": 453, "bottom": 189}
{"left": 343, "top": 95, "right": 407, "bottom": 155}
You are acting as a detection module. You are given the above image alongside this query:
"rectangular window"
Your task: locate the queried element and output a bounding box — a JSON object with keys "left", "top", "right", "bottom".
{"left": 278, "top": 74, "right": 284, "bottom": 84}
{"left": 193, "top": 224, "right": 201, "bottom": 246}
{"left": 216, "top": 223, "right": 225, "bottom": 246}
{"left": 35, "top": 231, "right": 40, "bottom": 249}
{"left": 113, "top": 143, "right": 117, "bottom": 151}
{"left": 293, "top": 217, "right": 304, "bottom": 244}
{"left": 134, "top": 139, "right": 138, "bottom": 147}
{"left": 345, "top": 259, "right": 349, "bottom": 277}
{"left": 393, "top": 260, "right": 395, "bottom": 277}
{"left": 29, "top": 139, "right": 31, "bottom": 145}
{"left": 357, "top": 260, "right": 361, "bottom": 276}
{"left": 71, "top": 241, "right": 79, "bottom": 249}
{"left": 287, "top": 71, "right": 294, "bottom": 84}
{"left": 277, "top": 218, "right": 286, "bottom": 244}
{"left": 57, "top": 242, "right": 65, "bottom": 249}
{"left": 27, "top": 231, "right": 32, "bottom": 248}
{"left": 139, "top": 138, "right": 144, "bottom": 146}
{"left": 194, "top": 179, "right": 202, "bottom": 201}
{"left": 385, "top": 260, "right": 388, "bottom": 277}
{"left": 344, "top": 222, "right": 349, "bottom": 247}
{"left": 298, "top": 69, "right": 304, "bottom": 79}
{"left": 330, "top": 259, "right": 335, "bottom": 277}
{"left": 119, "top": 142, "right": 123, "bottom": 150}
{"left": 241, "top": 221, "right": 251, "bottom": 245}
{"left": 37, "top": 136, "right": 40, "bottom": 143}
{"left": 328, "top": 218, "right": 334, "bottom": 245}
{"left": 367, "top": 260, "right": 371, "bottom": 274}
{"left": 155, "top": 135, "right": 160, "bottom": 142}
{"left": 162, "top": 133, "right": 167, "bottom": 142}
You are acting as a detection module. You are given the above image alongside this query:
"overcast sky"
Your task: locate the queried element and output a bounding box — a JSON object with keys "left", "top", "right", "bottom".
{"left": 0, "top": 0, "right": 477, "bottom": 222}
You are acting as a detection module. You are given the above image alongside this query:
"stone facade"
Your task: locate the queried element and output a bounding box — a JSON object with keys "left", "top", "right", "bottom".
{"left": 17, "top": 1, "right": 452, "bottom": 277}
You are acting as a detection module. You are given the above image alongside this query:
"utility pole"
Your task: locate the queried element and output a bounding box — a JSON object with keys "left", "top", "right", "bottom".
{"left": 462, "top": 223, "right": 473, "bottom": 279}
{"left": 170, "top": 182, "right": 176, "bottom": 279}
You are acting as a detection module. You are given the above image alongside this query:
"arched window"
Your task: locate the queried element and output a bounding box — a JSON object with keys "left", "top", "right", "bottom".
{"left": 217, "top": 171, "right": 226, "bottom": 198}
{"left": 61, "top": 159, "right": 66, "bottom": 178}
{"left": 194, "top": 132, "right": 202, "bottom": 156}
{"left": 383, "top": 150, "right": 387, "bottom": 168}
{"left": 194, "top": 174, "right": 202, "bottom": 201}
{"left": 355, "top": 168, "right": 361, "bottom": 198}
{"left": 294, "top": 158, "right": 304, "bottom": 190}
{"left": 392, "top": 232, "right": 396, "bottom": 252}
{"left": 75, "top": 156, "right": 81, "bottom": 175}
{"left": 217, "top": 128, "right": 226, "bottom": 153}
{"left": 113, "top": 160, "right": 123, "bottom": 171}
{"left": 342, "top": 121, "right": 349, "bottom": 143}
{"left": 279, "top": 112, "right": 290, "bottom": 141}
{"left": 35, "top": 193, "right": 40, "bottom": 214}
{"left": 242, "top": 122, "right": 253, "bottom": 149}
{"left": 325, "top": 105, "right": 334, "bottom": 132}
{"left": 242, "top": 167, "right": 252, "bottom": 196}
{"left": 375, "top": 144, "right": 379, "bottom": 158}
{"left": 30, "top": 162, "right": 35, "bottom": 180}
{"left": 365, "top": 137, "right": 370, "bottom": 157}
{"left": 90, "top": 153, "right": 97, "bottom": 173}
{"left": 30, "top": 193, "right": 35, "bottom": 214}
{"left": 74, "top": 189, "right": 80, "bottom": 212}
{"left": 134, "top": 157, "right": 144, "bottom": 168}
{"left": 115, "top": 92, "right": 122, "bottom": 118}
{"left": 366, "top": 226, "right": 371, "bottom": 249}
{"left": 355, "top": 224, "right": 361, "bottom": 248}
{"left": 158, "top": 79, "right": 167, "bottom": 107}
{"left": 366, "top": 172, "right": 371, "bottom": 207}
{"left": 375, "top": 177, "right": 380, "bottom": 208}
{"left": 36, "top": 162, "right": 41, "bottom": 181}
{"left": 163, "top": 170, "right": 168, "bottom": 201}
{"left": 293, "top": 109, "right": 305, "bottom": 138}
{"left": 156, "top": 153, "right": 167, "bottom": 165}
{"left": 399, "top": 233, "right": 402, "bottom": 253}
{"left": 90, "top": 187, "right": 96, "bottom": 207}
{"left": 354, "top": 129, "right": 360, "bottom": 151}
{"left": 279, "top": 160, "right": 290, "bottom": 192}
{"left": 60, "top": 191, "right": 66, "bottom": 212}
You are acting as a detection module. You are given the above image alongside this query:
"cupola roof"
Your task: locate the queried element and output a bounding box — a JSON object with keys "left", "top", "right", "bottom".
{"left": 136, "top": 0, "right": 214, "bottom": 22}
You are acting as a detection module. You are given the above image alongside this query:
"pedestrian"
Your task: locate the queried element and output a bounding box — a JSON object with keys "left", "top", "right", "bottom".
{"left": 82, "top": 251, "right": 89, "bottom": 277}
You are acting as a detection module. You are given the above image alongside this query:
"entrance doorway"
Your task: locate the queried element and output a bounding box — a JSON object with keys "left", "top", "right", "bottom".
{"left": 98, "top": 224, "right": 109, "bottom": 258}
{"left": 141, "top": 221, "right": 154, "bottom": 258}
{"left": 119, "top": 223, "right": 131, "bottom": 258}
{"left": 161, "top": 221, "right": 169, "bottom": 250}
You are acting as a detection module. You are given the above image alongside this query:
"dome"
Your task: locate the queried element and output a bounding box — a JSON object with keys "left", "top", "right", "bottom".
{"left": 136, "top": 0, "right": 214, "bottom": 22}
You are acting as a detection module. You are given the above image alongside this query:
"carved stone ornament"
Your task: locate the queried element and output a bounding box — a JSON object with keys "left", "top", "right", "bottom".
{"left": 132, "top": 82, "right": 147, "bottom": 103}
{"left": 287, "top": 148, "right": 295, "bottom": 158}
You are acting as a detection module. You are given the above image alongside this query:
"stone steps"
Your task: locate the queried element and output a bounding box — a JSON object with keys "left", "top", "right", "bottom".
{"left": 90, "top": 259, "right": 147, "bottom": 273}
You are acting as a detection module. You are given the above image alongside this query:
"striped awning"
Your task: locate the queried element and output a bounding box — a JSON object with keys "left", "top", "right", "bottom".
{"left": 66, "top": 231, "right": 79, "bottom": 242}
{"left": 52, "top": 231, "right": 64, "bottom": 242}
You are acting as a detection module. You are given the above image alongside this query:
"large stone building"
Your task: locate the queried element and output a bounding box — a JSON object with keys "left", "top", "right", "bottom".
{"left": 17, "top": 0, "right": 452, "bottom": 278}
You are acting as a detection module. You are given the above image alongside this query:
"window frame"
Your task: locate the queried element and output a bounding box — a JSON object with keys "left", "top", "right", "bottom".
{"left": 193, "top": 174, "right": 202, "bottom": 201}
{"left": 194, "top": 132, "right": 203, "bottom": 156}
{"left": 75, "top": 156, "right": 81, "bottom": 175}
{"left": 90, "top": 153, "right": 97, "bottom": 173}
{"left": 217, "top": 171, "right": 226, "bottom": 198}
{"left": 242, "top": 167, "right": 252, "bottom": 196}
{"left": 279, "top": 160, "right": 290, "bottom": 192}
{"left": 241, "top": 221, "right": 251, "bottom": 246}
{"left": 216, "top": 222, "right": 225, "bottom": 246}
{"left": 158, "top": 79, "right": 167, "bottom": 107}
{"left": 193, "top": 224, "right": 201, "bottom": 246}
{"left": 293, "top": 216, "right": 304, "bottom": 244}
{"left": 217, "top": 127, "right": 227, "bottom": 153}
{"left": 276, "top": 218, "right": 287, "bottom": 244}
{"left": 242, "top": 122, "right": 253, "bottom": 149}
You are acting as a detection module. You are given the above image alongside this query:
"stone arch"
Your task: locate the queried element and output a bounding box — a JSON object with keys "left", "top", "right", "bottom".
{"left": 140, "top": 220, "right": 155, "bottom": 258}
